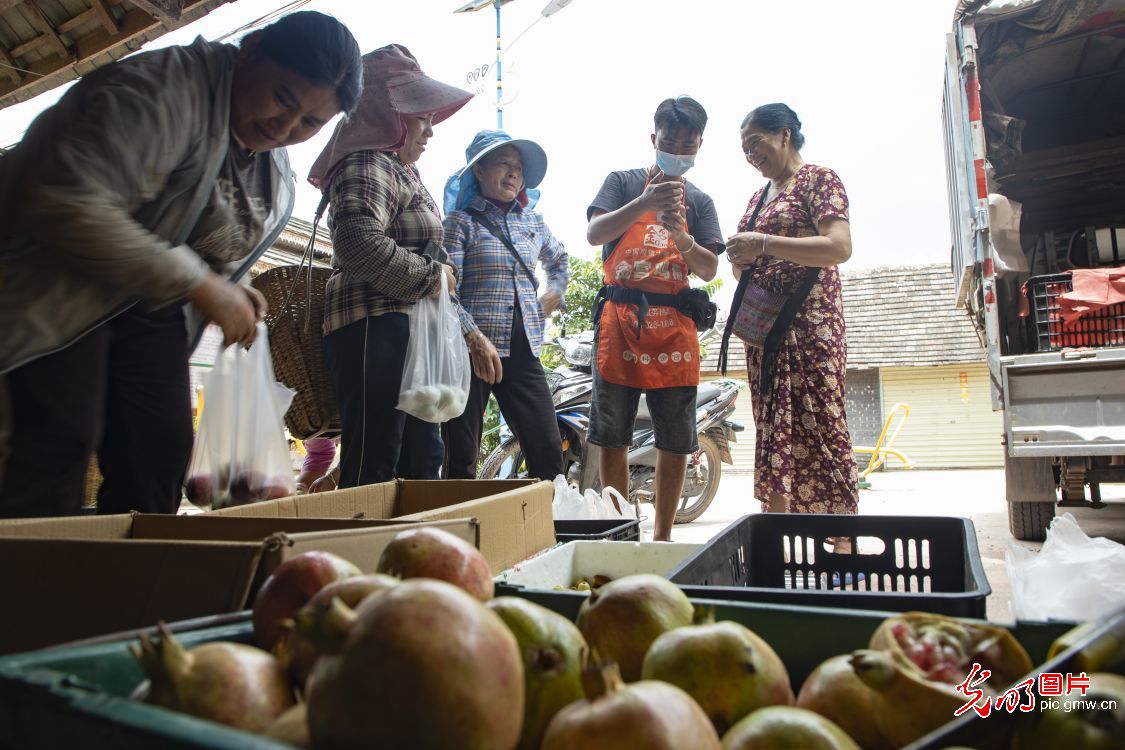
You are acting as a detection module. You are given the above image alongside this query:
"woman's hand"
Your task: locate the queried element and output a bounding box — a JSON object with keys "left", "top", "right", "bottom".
{"left": 726, "top": 231, "right": 768, "bottom": 270}
{"left": 308, "top": 467, "right": 339, "bottom": 494}
{"left": 466, "top": 331, "right": 503, "bottom": 384}
{"left": 539, "top": 291, "right": 562, "bottom": 317}
{"left": 187, "top": 272, "right": 259, "bottom": 348}
{"left": 242, "top": 284, "right": 268, "bottom": 322}
{"left": 430, "top": 264, "right": 457, "bottom": 298}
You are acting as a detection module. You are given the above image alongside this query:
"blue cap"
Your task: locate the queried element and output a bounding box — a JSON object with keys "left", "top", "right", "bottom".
{"left": 443, "top": 129, "right": 548, "bottom": 214}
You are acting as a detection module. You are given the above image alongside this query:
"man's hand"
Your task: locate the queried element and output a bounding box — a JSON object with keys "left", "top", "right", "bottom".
{"left": 430, "top": 264, "right": 457, "bottom": 299}
{"left": 187, "top": 272, "right": 258, "bottom": 348}
{"left": 637, "top": 172, "right": 683, "bottom": 214}
{"left": 466, "top": 331, "right": 503, "bottom": 384}
{"left": 726, "top": 231, "right": 768, "bottom": 270}
{"left": 661, "top": 207, "right": 691, "bottom": 251}
{"left": 539, "top": 291, "right": 562, "bottom": 317}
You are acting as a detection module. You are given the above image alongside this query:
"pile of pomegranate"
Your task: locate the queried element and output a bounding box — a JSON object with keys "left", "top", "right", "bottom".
{"left": 128, "top": 530, "right": 1119, "bottom": 749}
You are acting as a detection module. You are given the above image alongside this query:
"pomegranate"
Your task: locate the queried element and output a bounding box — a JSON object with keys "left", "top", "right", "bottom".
{"left": 306, "top": 579, "right": 523, "bottom": 749}
{"left": 252, "top": 550, "right": 361, "bottom": 650}
{"left": 376, "top": 526, "right": 494, "bottom": 601}
{"left": 796, "top": 654, "right": 893, "bottom": 750}
{"left": 641, "top": 613, "right": 794, "bottom": 735}
{"left": 264, "top": 702, "right": 310, "bottom": 748}
{"left": 282, "top": 573, "right": 399, "bottom": 689}
{"left": 487, "top": 597, "right": 588, "bottom": 750}
{"left": 541, "top": 659, "right": 720, "bottom": 750}
{"left": 130, "top": 622, "right": 294, "bottom": 733}
{"left": 183, "top": 475, "right": 214, "bottom": 506}
{"left": 870, "top": 612, "right": 1032, "bottom": 688}
{"left": 849, "top": 648, "right": 969, "bottom": 747}
{"left": 721, "top": 706, "right": 860, "bottom": 750}
{"left": 575, "top": 574, "right": 693, "bottom": 682}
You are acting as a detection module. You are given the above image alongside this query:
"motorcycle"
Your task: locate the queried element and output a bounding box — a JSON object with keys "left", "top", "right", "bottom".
{"left": 478, "top": 329, "right": 745, "bottom": 524}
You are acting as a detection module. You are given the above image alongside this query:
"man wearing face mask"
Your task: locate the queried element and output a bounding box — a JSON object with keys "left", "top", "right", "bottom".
{"left": 586, "top": 96, "right": 723, "bottom": 541}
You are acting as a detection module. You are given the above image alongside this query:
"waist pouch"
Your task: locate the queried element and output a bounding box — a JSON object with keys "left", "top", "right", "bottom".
{"left": 593, "top": 285, "right": 717, "bottom": 338}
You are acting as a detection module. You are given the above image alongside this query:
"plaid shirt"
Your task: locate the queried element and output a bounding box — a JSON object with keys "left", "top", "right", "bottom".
{"left": 442, "top": 197, "right": 568, "bottom": 356}
{"left": 323, "top": 150, "right": 448, "bottom": 335}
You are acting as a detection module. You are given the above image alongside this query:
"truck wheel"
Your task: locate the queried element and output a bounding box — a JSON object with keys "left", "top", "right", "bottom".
{"left": 1008, "top": 500, "right": 1055, "bottom": 542}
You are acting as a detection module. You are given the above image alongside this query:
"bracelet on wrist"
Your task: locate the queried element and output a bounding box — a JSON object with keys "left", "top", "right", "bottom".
{"left": 678, "top": 234, "right": 695, "bottom": 255}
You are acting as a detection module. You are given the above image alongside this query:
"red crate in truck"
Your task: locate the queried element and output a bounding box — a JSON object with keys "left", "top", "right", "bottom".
{"left": 1028, "top": 272, "right": 1125, "bottom": 352}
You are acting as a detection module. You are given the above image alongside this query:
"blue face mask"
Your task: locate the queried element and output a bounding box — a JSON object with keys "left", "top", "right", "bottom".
{"left": 654, "top": 149, "right": 696, "bottom": 177}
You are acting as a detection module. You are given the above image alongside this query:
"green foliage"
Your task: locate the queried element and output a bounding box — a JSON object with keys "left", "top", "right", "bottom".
{"left": 540, "top": 255, "right": 603, "bottom": 369}
{"left": 478, "top": 394, "right": 502, "bottom": 468}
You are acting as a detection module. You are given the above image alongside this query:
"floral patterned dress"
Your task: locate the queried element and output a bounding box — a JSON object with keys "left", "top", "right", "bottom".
{"left": 739, "top": 164, "right": 858, "bottom": 514}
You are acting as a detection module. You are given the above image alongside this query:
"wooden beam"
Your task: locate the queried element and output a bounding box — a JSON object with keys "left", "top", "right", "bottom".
{"left": 58, "top": 8, "right": 98, "bottom": 35}
{"left": 22, "top": 1, "right": 71, "bottom": 61}
{"left": 92, "top": 0, "right": 121, "bottom": 34}
{"left": 0, "top": 0, "right": 222, "bottom": 106}
{"left": 55, "top": 2, "right": 120, "bottom": 37}
{"left": 128, "top": 0, "right": 185, "bottom": 22}
{"left": 0, "top": 45, "right": 22, "bottom": 86}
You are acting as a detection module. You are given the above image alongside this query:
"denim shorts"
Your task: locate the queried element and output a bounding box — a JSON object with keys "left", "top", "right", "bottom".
{"left": 587, "top": 367, "right": 699, "bottom": 455}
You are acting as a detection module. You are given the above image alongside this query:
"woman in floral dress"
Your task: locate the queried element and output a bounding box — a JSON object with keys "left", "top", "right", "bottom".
{"left": 726, "top": 103, "right": 858, "bottom": 515}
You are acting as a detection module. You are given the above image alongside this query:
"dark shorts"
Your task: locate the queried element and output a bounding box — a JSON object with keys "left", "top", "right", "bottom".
{"left": 587, "top": 367, "right": 699, "bottom": 455}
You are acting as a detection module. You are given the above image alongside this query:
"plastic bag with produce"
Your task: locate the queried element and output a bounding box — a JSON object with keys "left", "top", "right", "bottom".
{"left": 184, "top": 324, "right": 296, "bottom": 508}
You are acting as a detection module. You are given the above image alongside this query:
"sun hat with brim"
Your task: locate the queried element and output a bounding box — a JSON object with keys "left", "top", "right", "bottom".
{"left": 308, "top": 44, "right": 473, "bottom": 189}
{"left": 443, "top": 130, "right": 548, "bottom": 214}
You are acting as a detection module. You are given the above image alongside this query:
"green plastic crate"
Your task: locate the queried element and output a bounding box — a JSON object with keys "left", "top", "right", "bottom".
{"left": 0, "top": 592, "right": 1105, "bottom": 750}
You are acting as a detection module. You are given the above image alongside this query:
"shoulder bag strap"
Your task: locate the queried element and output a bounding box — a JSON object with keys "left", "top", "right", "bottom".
{"left": 758, "top": 267, "right": 820, "bottom": 397}
{"left": 717, "top": 183, "right": 771, "bottom": 374}
{"left": 465, "top": 207, "right": 538, "bottom": 286}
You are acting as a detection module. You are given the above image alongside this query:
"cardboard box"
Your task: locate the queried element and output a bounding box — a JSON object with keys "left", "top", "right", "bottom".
{"left": 0, "top": 513, "right": 476, "bottom": 655}
{"left": 497, "top": 540, "right": 701, "bottom": 592}
{"left": 207, "top": 479, "right": 556, "bottom": 575}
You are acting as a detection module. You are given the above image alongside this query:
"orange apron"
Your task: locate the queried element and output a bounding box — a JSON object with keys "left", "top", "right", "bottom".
{"left": 597, "top": 186, "right": 698, "bottom": 389}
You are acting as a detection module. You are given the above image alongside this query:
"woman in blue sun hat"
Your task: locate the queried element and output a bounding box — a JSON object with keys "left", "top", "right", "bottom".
{"left": 441, "top": 130, "right": 570, "bottom": 480}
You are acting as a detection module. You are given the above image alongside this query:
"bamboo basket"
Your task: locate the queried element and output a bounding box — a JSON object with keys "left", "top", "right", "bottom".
{"left": 251, "top": 266, "right": 340, "bottom": 439}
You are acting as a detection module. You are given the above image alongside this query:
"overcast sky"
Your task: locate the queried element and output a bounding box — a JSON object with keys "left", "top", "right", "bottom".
{"left": 0, "top": 0, "right": 958, "bottom": 305}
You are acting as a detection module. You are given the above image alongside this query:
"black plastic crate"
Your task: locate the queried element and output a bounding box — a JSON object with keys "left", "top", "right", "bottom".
{"left": 668, "top": 514, "right": 990, "bottom": 617}
{"left": 554, "top": 518, "right": 640, "bottom": 543}
{"left": 1028, "top": 272, "right": 1125, "bottom": 351}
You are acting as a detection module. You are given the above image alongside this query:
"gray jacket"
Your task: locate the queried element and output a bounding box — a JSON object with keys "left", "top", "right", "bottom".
{"left": 0, "top": 37, "right": 295, "bottom": 375}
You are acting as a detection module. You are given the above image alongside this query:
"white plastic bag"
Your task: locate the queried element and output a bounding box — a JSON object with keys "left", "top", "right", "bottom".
{"left": 397, "top": 273, "right": 471, "bottom": 423}
{"left": 185, "top": 324, "right": 297, "bottom": 508}
{"left": 552, "top": 476, "right": 632, "bottom": 521}
{"left": 1007, "top": 512, "right": 1125, "bottom": 621}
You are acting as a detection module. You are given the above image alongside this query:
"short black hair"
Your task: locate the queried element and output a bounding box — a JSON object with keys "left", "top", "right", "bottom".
{"left": 253, "top": 11, "right": 363, "bottom": 114}
{"left": 742, "top": 103, "right": 805, "bottom": 150}
{"left": 654, "top": 96, "right": 708, "bottom": 137}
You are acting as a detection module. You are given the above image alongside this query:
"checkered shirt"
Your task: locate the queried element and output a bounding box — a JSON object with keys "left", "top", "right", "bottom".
{"left": 322, "top": 150, "right": 448, "bottom": 335}
{"left": 442, "top": 197, "right": 569, "bottom": 356}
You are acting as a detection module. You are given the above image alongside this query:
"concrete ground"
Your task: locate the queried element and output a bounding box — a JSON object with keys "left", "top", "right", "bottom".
{"left": 642, "top": 468, "right": 1125, "bottom": 622}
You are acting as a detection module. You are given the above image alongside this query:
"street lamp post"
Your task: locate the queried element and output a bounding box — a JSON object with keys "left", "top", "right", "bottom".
{"left": 454, "top": 0, "right": 575, "bottom": 129}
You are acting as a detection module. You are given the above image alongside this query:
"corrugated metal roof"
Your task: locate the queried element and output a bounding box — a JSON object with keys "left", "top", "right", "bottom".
{"left": 0, "top": 0, "right": 236, "bottom": 109}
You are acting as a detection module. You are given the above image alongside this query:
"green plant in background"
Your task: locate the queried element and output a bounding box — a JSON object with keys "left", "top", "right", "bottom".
{"left": 478, "top": 395, "right": 502, "bottom": 467}
{"left": 540, "top": 255, "right": 602, "bottom": 370}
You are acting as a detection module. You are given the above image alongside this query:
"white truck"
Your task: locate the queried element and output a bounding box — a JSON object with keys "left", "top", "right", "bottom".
{"left": 945, "top": 0, "right": 1125, "bottom": 540}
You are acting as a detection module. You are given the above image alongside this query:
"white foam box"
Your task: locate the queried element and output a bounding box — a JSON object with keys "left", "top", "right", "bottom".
{"left": 497, "top": 540, "right": 700, "bottom": 591}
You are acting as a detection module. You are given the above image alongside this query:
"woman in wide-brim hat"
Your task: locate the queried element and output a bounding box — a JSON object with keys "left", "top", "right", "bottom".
{"left": 440, "top": 130, "right": 570, "bottom": 481}
{"left": 309, "top": 44, "right": 472, "bottom": 489}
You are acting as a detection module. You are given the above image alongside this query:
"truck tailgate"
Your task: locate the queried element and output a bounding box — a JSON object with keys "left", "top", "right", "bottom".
{"left": 1003, "top": 348, "right": 1125, "bottom": 457}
